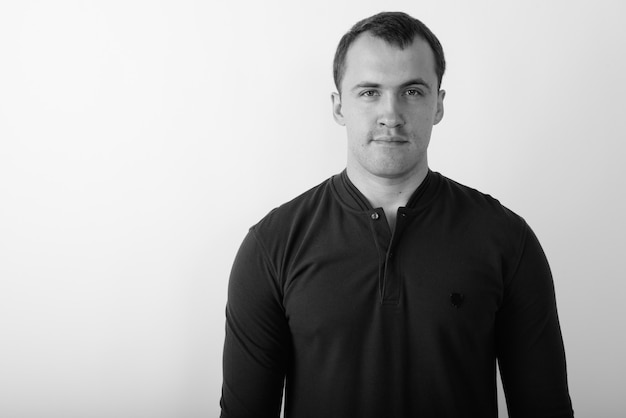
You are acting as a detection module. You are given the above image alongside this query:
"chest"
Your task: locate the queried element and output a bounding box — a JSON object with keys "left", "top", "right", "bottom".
{"left": 281, "top": 213, "right": 506, "bottom": 344}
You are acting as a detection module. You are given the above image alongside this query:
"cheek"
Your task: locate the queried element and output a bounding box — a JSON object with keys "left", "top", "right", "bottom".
{"left": 343, "top": 119, "right": 366, "bottom": 135}
{"left": 343, "top": 108, "right": 375, "bottom": 131}
{"left": 345, "top": 128, "right": 367, "bottom": 149}
{"left": 342, "top": 100, "right": 372, "bottom": 119}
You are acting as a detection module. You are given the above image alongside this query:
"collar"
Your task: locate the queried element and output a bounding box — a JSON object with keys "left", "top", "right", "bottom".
{"left": 330, "top": 169, "right": 441, "bottom": 213}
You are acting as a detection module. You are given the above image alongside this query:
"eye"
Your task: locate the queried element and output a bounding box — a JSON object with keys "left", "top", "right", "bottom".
{"left": 360, "top": 90, "right": 379, "bottom": 97}
{"left": 404, "top": 89, "right": 423, "bottom": 97}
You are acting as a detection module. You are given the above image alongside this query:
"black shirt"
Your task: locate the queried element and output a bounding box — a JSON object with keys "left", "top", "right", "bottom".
{"left": 221, "top": 170, "right": 573, "bottom": 418}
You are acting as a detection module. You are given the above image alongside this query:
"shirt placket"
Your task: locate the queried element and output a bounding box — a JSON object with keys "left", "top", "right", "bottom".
{"left": 369, "top": 209, "right": 407, "bottom": 305}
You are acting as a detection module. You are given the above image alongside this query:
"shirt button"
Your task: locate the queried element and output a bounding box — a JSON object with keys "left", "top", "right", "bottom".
{"left": 371, "top": 212, "right": 379, "bottom": 220}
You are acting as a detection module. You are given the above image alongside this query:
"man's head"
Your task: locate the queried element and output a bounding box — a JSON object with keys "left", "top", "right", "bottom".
{"left": 333, "top": 12, "right": 446, "bottom": 94}
{"left": 331, "top": 12, "right": 446, "bottom": 183}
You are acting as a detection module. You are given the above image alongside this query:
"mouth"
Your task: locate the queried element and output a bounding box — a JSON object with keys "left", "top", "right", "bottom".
{"left": 371, "top": 136, "right": 408, "bottom": 144}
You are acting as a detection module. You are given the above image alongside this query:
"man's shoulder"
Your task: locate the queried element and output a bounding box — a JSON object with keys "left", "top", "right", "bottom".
{"left": 250, "top": 175, "right": 337, "bottom": 235}
{"left": 435, "top": 172, "right": 526, "bottom": 229}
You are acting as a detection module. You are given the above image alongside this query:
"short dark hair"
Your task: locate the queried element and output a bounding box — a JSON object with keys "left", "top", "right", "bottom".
{"left": 333, "top": 11, "right": 446, "bottom": 93}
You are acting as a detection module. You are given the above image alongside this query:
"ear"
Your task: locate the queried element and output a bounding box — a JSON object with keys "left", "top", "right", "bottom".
{"left": 331, "top": 92, "right": 345, "bottom": 126}
{"left": 434, "top": 89, "right": 445, "bottom": 125}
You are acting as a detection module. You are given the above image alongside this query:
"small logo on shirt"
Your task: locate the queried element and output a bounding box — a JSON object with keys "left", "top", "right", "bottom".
{"left": 450, "top": 292, "right": 464, "bottom": 308}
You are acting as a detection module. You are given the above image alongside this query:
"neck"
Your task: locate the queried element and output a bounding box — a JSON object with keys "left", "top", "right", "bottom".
{"left": 346, "top": 163, "right": 429, "bottom": 229}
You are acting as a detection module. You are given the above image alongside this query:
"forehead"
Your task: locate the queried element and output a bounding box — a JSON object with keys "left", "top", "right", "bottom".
{"left": 342, "top": 33, "right": 437, "bottom": 89}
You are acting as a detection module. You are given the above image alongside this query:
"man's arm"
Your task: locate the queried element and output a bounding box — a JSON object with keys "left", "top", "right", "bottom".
{"left": 220, "top": 229, "right": 290, "bottom": 418}
{"left": 496, "top": 224, "right": 574, "bottom": 418}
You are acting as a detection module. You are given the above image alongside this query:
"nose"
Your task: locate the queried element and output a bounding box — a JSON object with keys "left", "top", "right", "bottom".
{"left": 377, "top": 94, "right": 404, "bottom": 128}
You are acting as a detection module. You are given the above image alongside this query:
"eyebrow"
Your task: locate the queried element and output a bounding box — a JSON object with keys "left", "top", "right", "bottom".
{"left": 350, "top": 78, "right": 433, "bottom": 93}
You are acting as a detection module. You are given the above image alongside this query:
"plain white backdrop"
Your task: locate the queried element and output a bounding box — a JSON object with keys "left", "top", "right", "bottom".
{"left": 1, "top": 0, "right": 625, "bottom": 416}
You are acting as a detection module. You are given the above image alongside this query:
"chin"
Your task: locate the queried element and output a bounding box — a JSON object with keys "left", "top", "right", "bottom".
{"left": 368, "top": 160, "right": 426, "bottom": 180}
{"left": 369, "top": 167, "right": 413, "bottom": 179}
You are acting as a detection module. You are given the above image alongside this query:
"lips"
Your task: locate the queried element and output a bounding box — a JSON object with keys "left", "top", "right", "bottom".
{"left": 371, "top": 136, "right": 408, "bottom": 143}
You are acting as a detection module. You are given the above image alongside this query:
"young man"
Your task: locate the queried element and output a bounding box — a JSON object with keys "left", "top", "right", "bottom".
{"left": 221, "top": 11, "right": 573, "bottom": 418}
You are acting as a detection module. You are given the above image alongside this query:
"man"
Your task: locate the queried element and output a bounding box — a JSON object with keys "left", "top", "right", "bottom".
{"left": 221, "top": 11, "right": 573, "bottom": 418}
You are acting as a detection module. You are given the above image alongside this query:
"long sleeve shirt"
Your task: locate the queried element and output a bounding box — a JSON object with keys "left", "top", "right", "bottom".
{"left": 220, "top": 170, "right": 573, "bottom": 418}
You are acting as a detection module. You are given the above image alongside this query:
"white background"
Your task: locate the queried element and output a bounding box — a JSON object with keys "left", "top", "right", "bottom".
{"left": 1, "top": 0, "right": 625, "bottom": 417}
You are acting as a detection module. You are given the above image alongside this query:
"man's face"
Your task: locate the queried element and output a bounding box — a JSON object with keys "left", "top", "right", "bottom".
{"left": 332, "top": 33, "right": 445, "bottom": 181}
